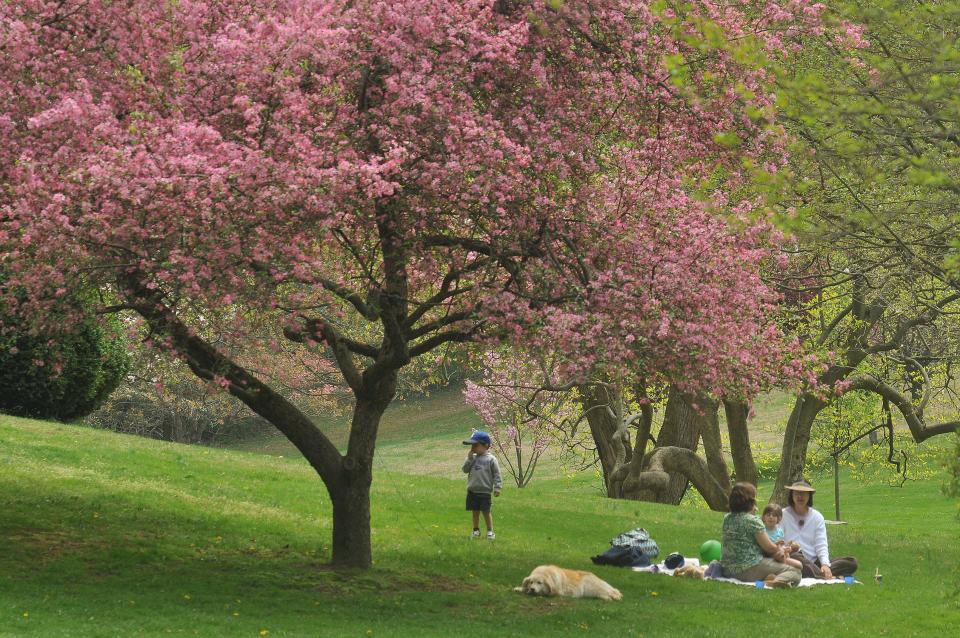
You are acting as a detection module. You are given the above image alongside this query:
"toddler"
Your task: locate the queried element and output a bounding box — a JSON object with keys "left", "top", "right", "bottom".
{"left": 762, "top": 503, "right": 803, "bottom": 570}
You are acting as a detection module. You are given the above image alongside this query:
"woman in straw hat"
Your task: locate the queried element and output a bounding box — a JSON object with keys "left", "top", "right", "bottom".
{"left": 781, "top": 479, "right": 858, "bottom": 579}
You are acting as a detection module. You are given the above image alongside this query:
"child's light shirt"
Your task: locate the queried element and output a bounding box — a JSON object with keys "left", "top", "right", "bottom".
{"left": 765, "top": 525, "right": 784, "bottom": 543}
{"left": 461, "top": 452, "right": 503, "bottom": 494}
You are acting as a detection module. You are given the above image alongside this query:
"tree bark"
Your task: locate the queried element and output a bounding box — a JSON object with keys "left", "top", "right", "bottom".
{"left": 723, "top": 399, "right": 758, "bottom": 486}
{"left": 699, "top": 396, "right": 730, "bottom": 494}
{"left": 772, "top": 393, "right": 826, "bottom": 503}
{"left": 328, "top": 375, "right": 395, "bottom": 567}
{"left": 578, "top": 383, "right": 629, "bottom": 490}
{"left": 619, "top": 446, "right": 729, "bottom": 511}
{"left": 654, "top": 388, "right": 708, "bottom": 504}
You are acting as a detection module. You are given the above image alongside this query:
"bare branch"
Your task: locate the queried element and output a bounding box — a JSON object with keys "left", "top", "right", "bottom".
{"left": 844, "top": 375, "right": 959, "bottom": 442}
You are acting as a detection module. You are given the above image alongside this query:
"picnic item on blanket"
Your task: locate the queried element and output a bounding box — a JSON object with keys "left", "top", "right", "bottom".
{"left": 664, "top": 552, "right": 685, "bottom": 570}
{"left": 591, "top": 545, "right": 651, "bottom": 568}
{"left": 703, "top": 560, "right": 722, "bottom": 579}
{"left": 699, "top": 539, "right": 722, "bottom": 564}
{"left": 673, "top": 565, "right": 704, "bottom": 579}
{"left": 610, "top": 527, "right": 660, "bottom": 559}
{"left": 634, "top": 557, "right": 860, "bottom": 588}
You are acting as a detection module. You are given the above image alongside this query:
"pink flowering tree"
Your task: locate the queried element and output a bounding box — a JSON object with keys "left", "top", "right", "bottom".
{"left": 1, "top": 0, "right": 823, "bottom": 567}
{"left": 464, "top": 350, "right": 577, "bottom": 487}
{"left": 491, "top": 201, "right": 816, "bottom": 509}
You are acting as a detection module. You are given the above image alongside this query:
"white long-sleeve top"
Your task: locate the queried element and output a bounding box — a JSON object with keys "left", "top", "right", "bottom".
{"left": 782, "top": 505, "right": 830, "bottom": 565}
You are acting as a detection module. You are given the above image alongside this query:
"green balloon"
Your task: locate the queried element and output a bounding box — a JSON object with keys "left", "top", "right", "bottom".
{"left": 700, "top": 539, "right": 722, "bottom": 564}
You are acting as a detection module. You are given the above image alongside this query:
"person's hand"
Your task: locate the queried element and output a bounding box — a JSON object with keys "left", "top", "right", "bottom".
{"left": 821, "top": 565, "right": 833, "bottom": 579}
{"left": 774, "top": 549, "right": 785, "bottom": 563}
{"left": 468, "top": 451, "right": 477, "bottom": 459}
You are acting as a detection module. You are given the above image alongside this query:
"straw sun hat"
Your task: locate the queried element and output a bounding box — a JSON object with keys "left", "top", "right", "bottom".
{"left": 786, "top": 479, "right": 816, "bottom": 492}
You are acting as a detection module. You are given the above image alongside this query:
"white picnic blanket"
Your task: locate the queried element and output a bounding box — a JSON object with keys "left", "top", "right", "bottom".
{"left": 632, "top": 558, "right": 860, "bottom": 588}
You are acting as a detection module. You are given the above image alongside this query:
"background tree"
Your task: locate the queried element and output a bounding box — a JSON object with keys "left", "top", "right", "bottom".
{"left": 463, "top": 349, "right": 576, "bottom": 487}
{"left": 510, "top": 197, "right": 818, "bottom": 510}
{"left": 770, "top": 0, "right": 960, "bottom": 501}
{"left": 0, "top": 284, "right": 128, "bottom": 421}
{"left": 2, "top": 0, "right": 824, "bottom": 567}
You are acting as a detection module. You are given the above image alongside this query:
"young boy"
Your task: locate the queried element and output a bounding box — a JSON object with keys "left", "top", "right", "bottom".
{"left": 762, "top": 503, "right": 803, "bottom": 570}
{"left": 461, "top": 431, "right": 502, "bottom": 539}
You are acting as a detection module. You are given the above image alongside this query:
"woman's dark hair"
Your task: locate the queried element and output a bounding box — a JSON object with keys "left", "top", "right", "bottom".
{"left": 728, "top": 482, "right": 757, "bottom": 513}
{"left": 787, "top": 489, "right": 814, "bottom": 508}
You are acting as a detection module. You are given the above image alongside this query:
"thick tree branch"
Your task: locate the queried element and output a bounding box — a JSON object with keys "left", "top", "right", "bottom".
{"left": 318, "top": 277, "right": 379, "bottom": 321}
{"left": 866, "top": 292, "right": 960, "bottom": 354}
{"left": 408, "top": 308, "right": 476, "bottom": 340}
{"left": 283, "top": 317, "right": 379, "bottom": 359}
{"left": 844, "top": 375, "right": 959, "bottom": 442}
{"left": 408, "top": 328, "right": 477, "bottom": 358}
{"left": 122, "top": 287, "right": 343, "bottom": 484}
{"left": 282, "top": 317, "right": 365, "bottom": 392}
{"left": 619, "top": 446, "right": 729, "bottom": 512}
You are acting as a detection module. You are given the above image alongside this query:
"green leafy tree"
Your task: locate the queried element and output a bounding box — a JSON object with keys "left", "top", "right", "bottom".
{"left": 0, "top": 305, "right": 129, "bottom": 421}
{"left": 767, "top": 0, "right": 960, "bottom": 501}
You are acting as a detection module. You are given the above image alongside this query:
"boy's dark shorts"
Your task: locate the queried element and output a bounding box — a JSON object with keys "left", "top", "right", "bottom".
{"left": 466, "top": 491, "right": 492, "bottom": 513}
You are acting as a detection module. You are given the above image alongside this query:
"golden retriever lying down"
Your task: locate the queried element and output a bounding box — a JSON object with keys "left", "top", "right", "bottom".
{"left": 514, "top": 565, "right": 622, "bottom": 601}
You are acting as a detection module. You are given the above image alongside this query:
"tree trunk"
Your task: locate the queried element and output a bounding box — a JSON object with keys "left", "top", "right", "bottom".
{"left": 122, "top": 246, "right": 411, "bottom": 570}
{"left": 329, "top": 478, "right": 372, "bottom": 567}
{"left": 578, "top": 383, "right": 727, "bottom": 510}
{"left": 578, "top": 383, "right": 629, "bottom": 491}
{"left": 619, "top": 446, "right": 729, "bottom": 511}
{"left": 654, "top": 388, "right": 707, "bottom": 504}
{"left": 723, "top": 399, "right": 758, "bottom": 486}
{"left": 699, "top": 396, "right": 730, "bottom": 494}
{"left": 772, "top": 393, "right": 826, "bottom": 503}
{"left": 328, "top": 375, "right": 396, "bottom": 568}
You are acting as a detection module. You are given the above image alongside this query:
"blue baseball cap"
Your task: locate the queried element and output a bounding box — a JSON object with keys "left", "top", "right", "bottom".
{"left": 463, "top": 431, "right": 492, "bottom": 446}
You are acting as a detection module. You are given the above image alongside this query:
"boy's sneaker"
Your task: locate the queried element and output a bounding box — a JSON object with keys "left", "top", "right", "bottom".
{"left": 471, "top": 529, "right": 481, "bottom": 539}
{"left": 486, "top": 531, "right": 496, "bottom": 540}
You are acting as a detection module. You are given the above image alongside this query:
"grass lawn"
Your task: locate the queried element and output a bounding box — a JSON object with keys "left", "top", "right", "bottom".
{"left": 222, "top": 387, "right": 801, "bottom": 480}
{"left": 1, "top": 412, "right": 958, "bottom": 637}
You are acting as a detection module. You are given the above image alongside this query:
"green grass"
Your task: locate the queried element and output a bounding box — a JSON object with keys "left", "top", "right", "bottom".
{"left": 2, "top": 411, "right": 959, "bottom": 638}
{"left": 226, "top": 388, "right": 489, "bottom": 479}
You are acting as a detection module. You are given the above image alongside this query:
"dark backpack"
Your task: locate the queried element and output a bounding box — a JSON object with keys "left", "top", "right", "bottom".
{"left": 609, "top": 527, "right": 660, "bottom": 559}
{"left": 591, "top": 545, "right": 651, "bottom": 568}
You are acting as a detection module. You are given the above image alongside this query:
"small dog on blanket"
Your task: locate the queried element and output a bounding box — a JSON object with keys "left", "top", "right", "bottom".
{"left": 514, "top": 565, "right": 622, "bottom": 600}
{"left": 673, "top": 565, "right": 705, "bottom": 579}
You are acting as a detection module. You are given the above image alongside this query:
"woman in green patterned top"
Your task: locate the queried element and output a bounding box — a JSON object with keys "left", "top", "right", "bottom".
{"left": 720, "top": 483, "right": 801, "bottom": 588}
